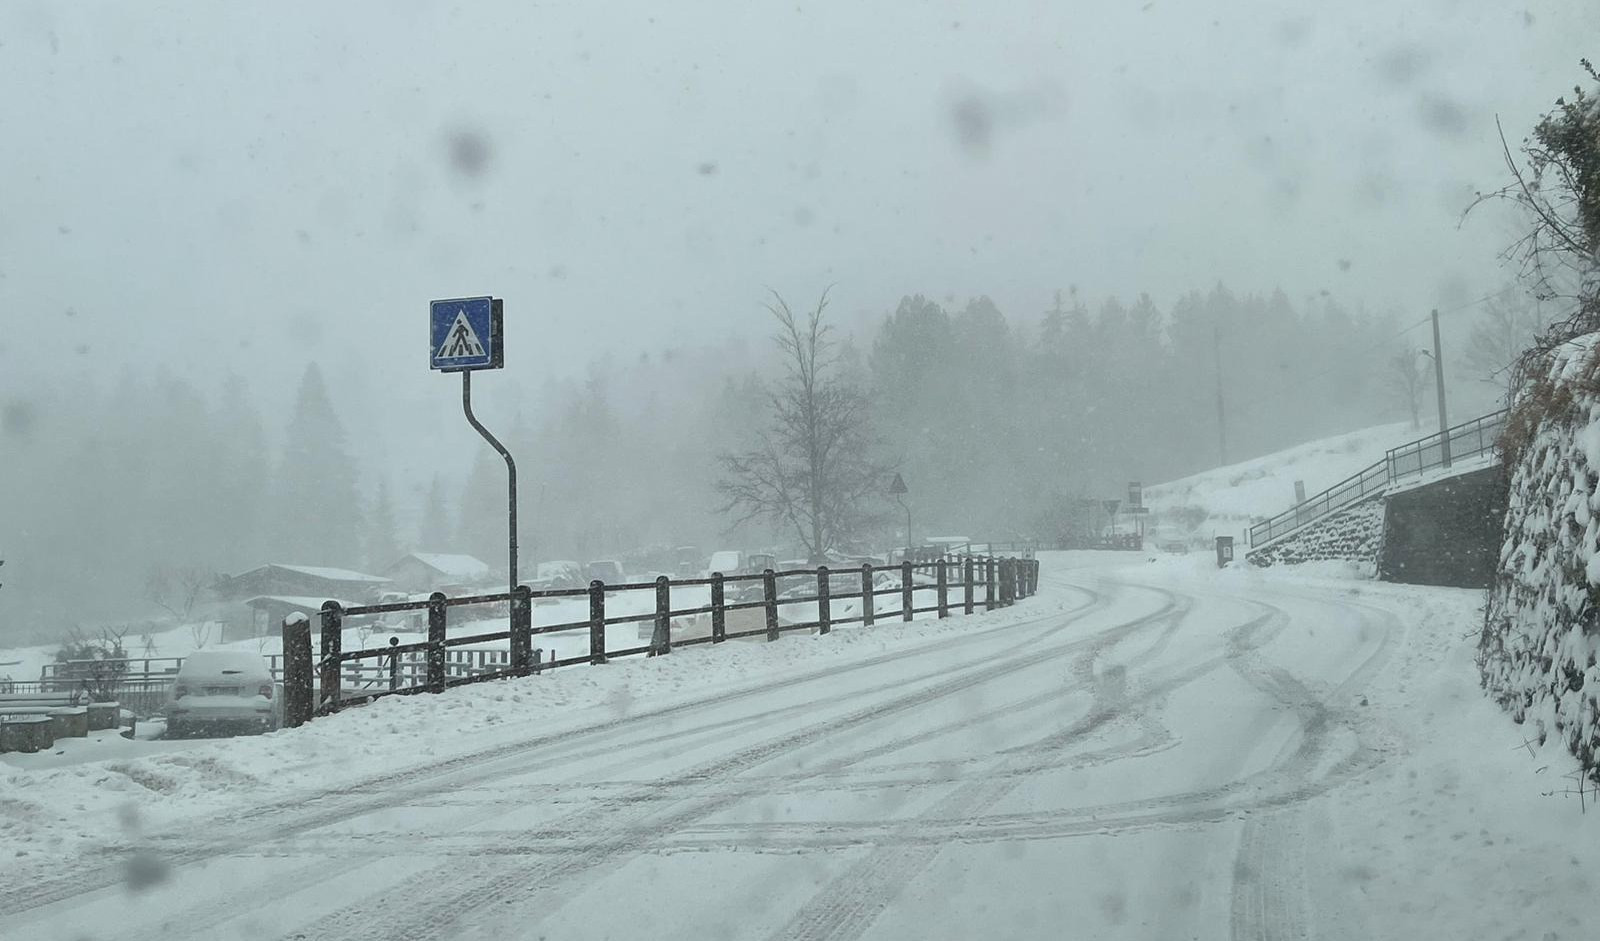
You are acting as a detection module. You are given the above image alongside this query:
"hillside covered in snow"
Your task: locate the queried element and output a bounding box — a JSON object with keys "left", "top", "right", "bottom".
{"left": 1141, "top": 421, "right": 1421, "bottom": 546}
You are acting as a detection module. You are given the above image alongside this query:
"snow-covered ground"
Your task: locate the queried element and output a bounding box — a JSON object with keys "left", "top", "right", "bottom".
{"left": 2, "top": 550, "right": 1594, "bottom": 941}
{"left": 1142, "top": 421, "right": 1420, "bottom": 546}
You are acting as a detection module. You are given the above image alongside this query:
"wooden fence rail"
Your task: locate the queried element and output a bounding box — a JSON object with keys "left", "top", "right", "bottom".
{"left": 279, "top": 554, "right": 1042, "bottom": 723}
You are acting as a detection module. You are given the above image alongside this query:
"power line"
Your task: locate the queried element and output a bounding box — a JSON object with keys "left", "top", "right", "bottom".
{"left": 1227, "top": 287, "right": 1521, "bottom": 421}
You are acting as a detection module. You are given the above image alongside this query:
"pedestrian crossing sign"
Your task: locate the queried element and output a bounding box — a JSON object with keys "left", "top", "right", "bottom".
{"left": 429, "top": 296, "right": 502, "bottom": 372}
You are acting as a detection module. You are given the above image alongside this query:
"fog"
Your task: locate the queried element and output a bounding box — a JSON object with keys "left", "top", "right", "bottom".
{"left": 1, "top": 0, "right": 1594, "bottom": 641}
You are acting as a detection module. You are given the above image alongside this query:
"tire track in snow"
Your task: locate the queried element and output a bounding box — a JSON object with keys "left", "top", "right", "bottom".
{"left": 272, "top": 586, "right": 1177, "bottom": 941}
{"left": 92, "top": 592, "right": 1115, "bottom": 941}
{"left": 1225, "top": 590, "right": 1402, "bottom": 941}
{"left": 0, "top": 586, "right": 1098, "bottom": 921}
{"left": 758, "top": 586, "right": 1204, "bottom": 941}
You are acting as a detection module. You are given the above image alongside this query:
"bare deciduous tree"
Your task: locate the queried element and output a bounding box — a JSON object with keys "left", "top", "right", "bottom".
{"left": 1468, "top": 60, "right": 1599, "bottom": 360}
{"left": 718, "top": 290, "right": 891, "bottom": 561}
{"left": 1463, "top": 290, "right": 1550, "bottom": 396}
{"left": 1386, "top": 347, "right": 1426, "bottom": 430}
{"left": 54, "top": 625, "right": 130, "bottom": 702}
{"left": 145, "top": 565, "right": 215, "bottom": 648}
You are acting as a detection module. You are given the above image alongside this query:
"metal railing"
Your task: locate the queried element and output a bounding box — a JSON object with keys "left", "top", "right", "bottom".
{"left": 1384, "top": 410, "right": 1506, "bottom": 481}
{"left": 1248, "top": 409, "right": 1507, "bottom": 548}
{"left": 282, "top": 554, "right": 1042, "bottom": 723}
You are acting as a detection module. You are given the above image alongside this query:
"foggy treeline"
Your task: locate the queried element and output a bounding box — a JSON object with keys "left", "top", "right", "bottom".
{"left": 4, "top": 279, "right": 1518, "bottom": 642}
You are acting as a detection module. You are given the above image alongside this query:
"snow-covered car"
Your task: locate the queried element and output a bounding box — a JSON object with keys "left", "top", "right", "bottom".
{"left": 166, "top": 650, "right": 278, "bottom": 736}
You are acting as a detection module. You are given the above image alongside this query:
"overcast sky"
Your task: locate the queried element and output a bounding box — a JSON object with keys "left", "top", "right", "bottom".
{"left": 2, "top": 0, "right": 1595, "bottom": 484}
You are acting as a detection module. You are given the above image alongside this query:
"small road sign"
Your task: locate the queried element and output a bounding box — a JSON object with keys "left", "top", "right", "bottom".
{"left": 888, "top": 473, "right": 908, "bottom": 495}
{"left": 430, "top": 296, "right": 503, "bottom": 372}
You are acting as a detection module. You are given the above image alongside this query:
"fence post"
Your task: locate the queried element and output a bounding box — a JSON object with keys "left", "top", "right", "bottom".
{"left": 318, "top": 601, "right": 342, "bottom": 713}
{"left": 280, "top": 613, "right": 312, "bottom": 728}
{"left": 388, "top": 636, "right": 400, "bottom": 690}
{"left": 1003, "top": 559, "right": 1016, "bottom": 606}
{"left": 985, "top": 558, "right": 997, "bottom": 611}
{"left": 861, "top": 563, "right": 875, "bottom": 627}
{"left": 651, "top": 576, "right": 672, "bottom": 656}
{"left": 901, "top": 560, "right": 914, "bottom": 622}
{"left": 427, "top": 592, "right": 447, "bottom": 693}
{"left": 511, "top": 585, "right": 532, "bottom": 676}
{"left": 936, "top": 560, "right": 949, "bottom": 618}
{"left": 816, "top": 566, "right": 832, "bottom": 634}
{"left": 763, "top": 569, "right": 780, "bottom": 641}
{"left": 964, "top": 557, "right": 975, "bottom": 615}
{"left": 589, "top": 580, "right": 607, "bottom": 665}
{"left": 711, "top": 572, "right": 726, "bottom": 643}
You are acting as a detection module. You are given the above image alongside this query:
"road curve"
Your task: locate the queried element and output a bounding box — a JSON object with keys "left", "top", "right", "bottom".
{"left": 9, "top": 553, "right": 1411, "bottom": 941}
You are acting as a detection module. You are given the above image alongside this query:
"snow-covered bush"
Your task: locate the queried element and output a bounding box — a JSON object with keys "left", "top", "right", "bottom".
{"left": 1480, "top": 332, "right": 1600, "bottom": 779}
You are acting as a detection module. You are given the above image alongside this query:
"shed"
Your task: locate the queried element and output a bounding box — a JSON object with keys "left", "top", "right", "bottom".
{"left": 383, "top": 553, "right": 494, "bottom": 594}
{"left": 215, "top": 564, "right": 390, "bottom": 602}
{"left": 238, "top": 596, "right": 361, "bottom": 641}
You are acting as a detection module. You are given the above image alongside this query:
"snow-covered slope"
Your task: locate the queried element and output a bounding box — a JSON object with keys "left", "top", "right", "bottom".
{"left": 1142, "top": 421, "right": 1419, "bottom": 545}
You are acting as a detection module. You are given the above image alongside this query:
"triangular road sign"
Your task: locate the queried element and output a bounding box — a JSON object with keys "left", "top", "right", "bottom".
{"left": 436, "top": 308, "right": 487, "bottom": 360}
{"left": 888, "top": 473, "right": 908, "bottom": 495}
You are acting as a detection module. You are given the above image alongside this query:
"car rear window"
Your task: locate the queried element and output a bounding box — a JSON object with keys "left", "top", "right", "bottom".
{"left": 180, "top": 652, "right": 268, "bottom": 676}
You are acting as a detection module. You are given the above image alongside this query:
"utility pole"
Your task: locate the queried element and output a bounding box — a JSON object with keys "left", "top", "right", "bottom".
{"left": 1431, "top": 308, "right": 1451, "bottom": 469}
{"left": 1213, "top": 324, "right": 1228, "bottom": 466}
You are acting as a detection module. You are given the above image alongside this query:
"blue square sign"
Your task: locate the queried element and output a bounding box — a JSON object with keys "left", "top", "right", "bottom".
{"left": 430, "top": 296, "right": 501, "bottom": 372}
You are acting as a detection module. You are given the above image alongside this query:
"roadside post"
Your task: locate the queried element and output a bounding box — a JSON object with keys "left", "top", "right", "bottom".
{"left": 280, "top": 613, "right": 313, "bottom": 728}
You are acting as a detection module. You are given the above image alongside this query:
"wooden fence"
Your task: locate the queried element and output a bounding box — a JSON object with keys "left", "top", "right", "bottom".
{"left": 279, "top": 554, "right": 1042, "bottom": 726}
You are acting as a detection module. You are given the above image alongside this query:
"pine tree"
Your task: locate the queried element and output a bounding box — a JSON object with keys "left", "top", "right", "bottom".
{"left": 365, "top": 479, "right": 402, "bottom": 571}
{"left": 419, "top": 474, "right": 453, "bottom": 551}
{"left": 273, "top": 363, "right": 363, "bottom": 567}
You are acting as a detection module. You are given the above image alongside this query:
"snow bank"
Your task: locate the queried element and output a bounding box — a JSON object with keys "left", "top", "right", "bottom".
{"left": 1481, "top": 332, "right": 1600, "bottom": 779}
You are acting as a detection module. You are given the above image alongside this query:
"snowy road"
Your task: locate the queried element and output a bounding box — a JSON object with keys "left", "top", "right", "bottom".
{"left": 4, "top": 553, "right": 1592, "bottom": 940}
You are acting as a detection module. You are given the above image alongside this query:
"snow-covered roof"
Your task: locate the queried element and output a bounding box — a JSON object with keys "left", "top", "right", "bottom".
{"left": 393, "top": 553, "right": 492, "bottom": 580}
{"left": 242, "top": 595, "right": 359, "bottom": 610}
{"left": 261, "top": 564, "right": 390, "bottom": 583}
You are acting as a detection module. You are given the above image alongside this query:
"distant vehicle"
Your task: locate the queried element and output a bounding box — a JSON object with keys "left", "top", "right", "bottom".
{"left": 585, "top": 560, "right": 626, "bottom": 585}
{"left": 707, "top": 550, "right": 744, "bottom": 576}
{"left": 673, "top": 546, "right": 701, "bottom": 577}
{"left": 165, "top": 650, "right": 277, "bottom": 736}
{"left": 532, "top": 561, "right": 584, "bottom": 591}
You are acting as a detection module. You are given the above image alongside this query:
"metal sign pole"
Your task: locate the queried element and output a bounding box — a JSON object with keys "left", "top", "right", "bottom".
{"left": 431, "top": 295, "right": 514, "bottom": 595}
{"left": 462, "top": 371, "right": 517, "bottom": 595}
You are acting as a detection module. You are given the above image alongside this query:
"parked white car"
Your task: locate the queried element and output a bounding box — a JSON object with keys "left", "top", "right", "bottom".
{"left": 166, "top": 650, "right": 278, "bottom": 736}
